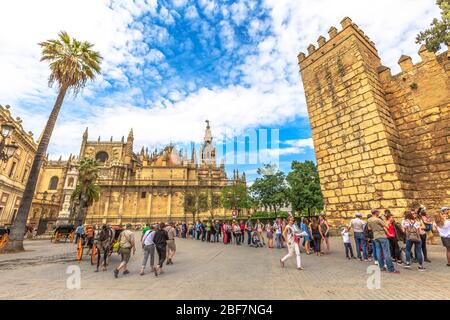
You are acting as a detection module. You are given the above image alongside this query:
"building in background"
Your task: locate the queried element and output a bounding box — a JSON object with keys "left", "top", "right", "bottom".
{"left": 0, "top": 105, "right": 36, "bottom": 226}
{"left": 80, "top": 121, "right": 240, "bottom": 225}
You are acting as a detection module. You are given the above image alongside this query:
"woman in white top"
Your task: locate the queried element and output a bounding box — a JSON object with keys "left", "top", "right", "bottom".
{"left": 433, "top": 210, "right": 450, "bottom": 266}
{"left": 280, "top": 217, "right": 303, "bottom": 270}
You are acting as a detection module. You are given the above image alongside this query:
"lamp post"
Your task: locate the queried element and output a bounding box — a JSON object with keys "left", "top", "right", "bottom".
{"left": 0, "top": 123, "right": 18, "bottom": 162}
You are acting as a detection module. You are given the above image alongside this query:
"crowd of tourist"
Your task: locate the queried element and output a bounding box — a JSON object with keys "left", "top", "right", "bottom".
{"left": 168, "top": 205, "right": 450, "bottom": 272}
{"left": 72, "top": 205, "right": 449, "bottom": 277}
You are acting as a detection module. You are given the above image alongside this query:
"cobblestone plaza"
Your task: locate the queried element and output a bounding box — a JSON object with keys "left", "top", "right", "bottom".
{"left": 1, "top": 234, "right": 449, "bottom": 300}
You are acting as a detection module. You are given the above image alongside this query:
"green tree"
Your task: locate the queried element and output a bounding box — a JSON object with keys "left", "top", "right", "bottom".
{"left": 287, "top": 160, "right": 324, "bottom": 217}
{"left": 209, "top": 192, "right": 221, "bottom": 219}
{"left": 72, "top": 159, "right": 101, "bottom": 226}
{"left": 6, "top": 32, "right": 102, "bottom": 252}
{"left": 416, "top": 0, "right": 449, "bottom": 52}
{"left": 184, "top": 188, "right": 210, "bottom": 222}
{"left": 220, "top": 182, "right": 251, "bottom": 214}
{"left": 250, "top": 164, "right": 288, "bottom": 213}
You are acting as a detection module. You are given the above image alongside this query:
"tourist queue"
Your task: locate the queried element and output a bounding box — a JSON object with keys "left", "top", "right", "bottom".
{"left": 173, "top": 206, "right": 450, "bottom": 272}
{"left": 72, "top": 206, "right": 450, "bottom": 277}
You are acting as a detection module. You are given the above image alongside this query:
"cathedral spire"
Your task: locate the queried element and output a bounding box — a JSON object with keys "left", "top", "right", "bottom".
{"left": 191, "top": 143, "right": 197, "bottom": 165}
{"left": 204, "top": 120, "right": 212, "bottom": 144}
{"left": 83, "top": 127, "right": 88, "bottom": 141}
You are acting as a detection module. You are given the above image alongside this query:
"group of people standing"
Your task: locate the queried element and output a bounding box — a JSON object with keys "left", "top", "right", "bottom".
{"left": 341, "top": 206, "right": 450, "bottom": 273}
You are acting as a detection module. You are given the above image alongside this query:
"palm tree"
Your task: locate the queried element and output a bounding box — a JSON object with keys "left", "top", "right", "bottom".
{"left": 71, "top": 159, "right": 100, "bottom": 226}
{"left": 5, "top": 32, "right": 102, "bottom": 252}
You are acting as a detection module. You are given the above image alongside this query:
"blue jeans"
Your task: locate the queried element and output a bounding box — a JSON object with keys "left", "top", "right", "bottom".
{"left": 275, "top": 233, "right": 282, "bottom": 248}
{"left": 247, "top": 231, "right": 252, "bottom": 245}
{"left": 406, "top": 240, "right": 423, "bottom": 266}
{"left": 354, "top": 232, "right": 368, "bottom": 260}
{"left": 374, "top": 238, "right": 395, "bottom": 272}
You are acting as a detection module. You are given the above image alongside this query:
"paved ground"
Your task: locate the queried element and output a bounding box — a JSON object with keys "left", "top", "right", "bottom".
{"left": 0, "top": 233, "right": 449, "bottom": 300}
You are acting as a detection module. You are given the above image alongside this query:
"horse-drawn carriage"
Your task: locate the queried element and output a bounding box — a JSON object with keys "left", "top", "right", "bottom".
{"left": 51, "top": 224, "right": 75, "bottom": 243}
{"left": 0, "top": 227, "right": 10, "bottom": 251}
{"left": 76, "top": 225, "right": 125, "bottom": 269}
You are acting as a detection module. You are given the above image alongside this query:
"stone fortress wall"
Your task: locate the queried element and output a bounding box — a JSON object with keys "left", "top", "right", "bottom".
{"left": 298, "top": 17, "right": 449, "bottom": 226}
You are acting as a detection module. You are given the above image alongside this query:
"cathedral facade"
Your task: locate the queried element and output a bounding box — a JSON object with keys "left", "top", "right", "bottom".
{"left": 0, "top": 105, "right": 240, "bottom": 227}
{"left": 78, "top": 121, "right": 238, "bottom": 225}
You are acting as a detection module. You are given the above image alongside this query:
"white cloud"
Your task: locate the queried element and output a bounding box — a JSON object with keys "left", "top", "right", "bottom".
{"left": 0, "top": 0, "right": 441, "bottom": 160}
{"left": 285, "top": 138, "right": 314, "bottom": 149}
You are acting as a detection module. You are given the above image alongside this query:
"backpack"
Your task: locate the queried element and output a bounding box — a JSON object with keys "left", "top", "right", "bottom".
{"left": 363, "top": 223, "right": 372, "bottom": 239}
{"left": 405, "top": 221, "right": 420, "bottom": 242}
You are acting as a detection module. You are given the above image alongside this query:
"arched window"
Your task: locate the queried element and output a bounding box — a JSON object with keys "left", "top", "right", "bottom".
{"left": 96, "top": 151, "right": 109, "bottom": 163}
{"left": 49, "top": 176, "right": 59, "bottom": 190}
{"left": 68, "top": 177, "right": 74, "bottom": 187}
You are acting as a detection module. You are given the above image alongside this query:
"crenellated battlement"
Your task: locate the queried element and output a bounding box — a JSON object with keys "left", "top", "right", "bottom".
{"left": 298, "top": 17, "right": 378, "bottom": 71}
{"left": 297, "top": 17, "right": 450, "bottom": 225}
{"left": 377, "top": 46, "right": 449, "bottom": 82}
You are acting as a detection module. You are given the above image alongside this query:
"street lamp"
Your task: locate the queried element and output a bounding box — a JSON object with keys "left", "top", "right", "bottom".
{"left": 0, "top": 123, "right": 18, "bottom": 162}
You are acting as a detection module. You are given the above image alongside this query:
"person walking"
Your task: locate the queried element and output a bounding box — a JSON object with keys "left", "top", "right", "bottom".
{"left": 140, "top": 225, "right": 156, "bottom": 275}
{"left": 433, "top": 207, "right": 450, "bottom": 266}
{"left": 402, "top": 211, "right": 426, "bottom": 271}
{"left": 348, "top": 213, "right": 368, "bottom": 261}
{"left": 280, "top": 217, "right": 303, "bottom": 270}
{"left": 141, "top": 223, "right": 150, "bottom": 239}
{"left": 165, "top": 222, "right": 177, "bottom": 265}
{"left": 153, "top": 222, "right": 169, "bottom": 276}
{"left": 310, "top": 217, "right": 322, "bottom": 256}
{"left": 114, "top": 224, "right": 136, "bottom": 278}
{"left": 367, "top": 210, "right": 399, "bottom": 273}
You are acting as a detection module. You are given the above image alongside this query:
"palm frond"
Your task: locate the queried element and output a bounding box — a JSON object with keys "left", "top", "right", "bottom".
{"left": 39, "top": 31, "right": 103, "bottom": 93}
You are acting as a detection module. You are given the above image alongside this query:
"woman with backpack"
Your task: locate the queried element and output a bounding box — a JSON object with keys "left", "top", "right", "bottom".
{"left": 402, "top": 211, "right": 426, "bottom": 271}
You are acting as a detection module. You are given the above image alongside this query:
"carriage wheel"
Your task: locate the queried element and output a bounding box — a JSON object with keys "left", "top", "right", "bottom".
{"left": 76, "top": 238, "right": 83, "bottom": 261}
{"left": 0, "top": 234, "right": 9, "bottom": 251}
{"left": 69, "top": 232, "right": 75, "bottom": 243}
{"left": 55, "top": 232, "right": 61, "bottom": 243}
{"left": 90, "top": 245, "right": 97, "bottom": 265}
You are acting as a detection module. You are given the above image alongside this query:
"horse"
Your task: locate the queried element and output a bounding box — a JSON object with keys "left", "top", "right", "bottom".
{"left": 94, "top": 225, "right": 115, "bottom": 272}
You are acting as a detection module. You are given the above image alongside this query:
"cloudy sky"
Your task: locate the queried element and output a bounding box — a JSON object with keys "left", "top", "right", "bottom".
{"left": 0, "top": 0, "right": 440, "bottom": 182}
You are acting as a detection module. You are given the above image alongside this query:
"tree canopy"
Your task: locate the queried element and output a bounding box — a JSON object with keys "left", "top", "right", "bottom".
{"left": 416, "top": 0, "right": 450, "bottom": 52}
{"left": 286, "top": 160, "right": 324, "bottom": 216}
{"left": 249, "top": 164, "right": 288, "bottom": 213}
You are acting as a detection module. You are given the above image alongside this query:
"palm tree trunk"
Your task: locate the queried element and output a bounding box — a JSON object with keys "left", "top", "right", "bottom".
{"left": 75, "top": 190, "right": 88, "bottom": 227}
{"left": 4, "top": 86, "right": 68, "bottom": 252}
